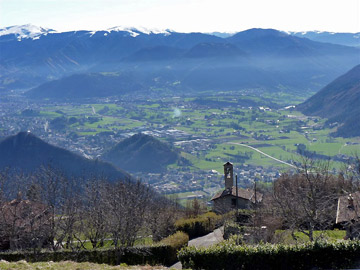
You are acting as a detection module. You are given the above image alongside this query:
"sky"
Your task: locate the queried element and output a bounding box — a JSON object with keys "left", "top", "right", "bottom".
{"left": 0, "top": 0, "right": 359, "bottom": 33}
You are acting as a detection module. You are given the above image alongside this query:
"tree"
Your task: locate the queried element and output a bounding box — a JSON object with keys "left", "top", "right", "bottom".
{"left": 341, "top": 154, "right": 360, "bottom": 189}
{"left": 34, "top": 166, "right": 80, "bottom": 251}
{"left": 81, "top": 177, "right": 108, "bottom": 249}
{"left": 0, "top": 170, "right": 53, "bottom": 251}
{"left": 337, "top": 154, "right": 360, "bottom": 239}
{"left": 146, "top": 196, "right": 180, "bottom": 242}
{"left": 0, "top": 167, "right": 185, "bottom": 251}
{"left": 106, "top": 179, "right": 152, "bottom": 248}
{"left": 272, "top": 158, "right": 350, "bottom": 241}
{"left": 185, "top": 198, "right": 206, "bottom": 218}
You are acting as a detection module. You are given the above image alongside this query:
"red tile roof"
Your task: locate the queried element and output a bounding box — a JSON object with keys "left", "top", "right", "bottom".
{"left": 211, "top": 186, "right": 263, "bottom": 203}
{"left": 336, "top": 191, "right": 360, "bottom": 224}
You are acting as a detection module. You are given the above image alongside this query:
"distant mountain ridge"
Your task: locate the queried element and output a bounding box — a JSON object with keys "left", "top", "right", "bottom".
{"left": 0, "top": 24, "right": 171, "bottom": 40}
{"left": 290, "top": 31, "right": 360, "bottom": 47}
{"left": 4, "top": 25, "right": 358, "bottom": 47}
{"left": 102, "top": 133, "right": 182, "bottom": 173}
{"left": 0, "top": 132, "right": 130, "bottom": 180}
{"left": 298, "top": 65, "right": 360, "bottom": 137}
{"left": 1, "top": 25, "right": 359, "bottom": 95}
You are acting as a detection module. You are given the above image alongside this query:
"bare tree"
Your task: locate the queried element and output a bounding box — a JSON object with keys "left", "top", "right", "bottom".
{"left": 146, "top": 198, "right": 179, "bottom": 242}
{"left": 272, "top": 157, "right": 350, "bottom": 241}
{"left": 336, "top": 155, "right": 360, "bottom": 239}
{"left": 34, "top": 166, "right": 81, "bottom": 250}
{"left": 0, "top": 172, "right": 30, "bottom": 250}
{"left": 0, "top": 170, "right": 53, "bottom": 251}
{"left": 81, "top": 177, "right": 109, "bottom": 249}
{"left": 0, "top": 169, "right": 9, "bottom": 250}
{"left": 105, "top": 179, "right": 152, "bottom": 248}
{"left": 184, "top": 198, "right": 206, "bottom": 218}
{"left": 0, "top": 167, "right": 185, "bottom": 252}
{"left": 341, "top": 153, "right": 360, "bottom": 190}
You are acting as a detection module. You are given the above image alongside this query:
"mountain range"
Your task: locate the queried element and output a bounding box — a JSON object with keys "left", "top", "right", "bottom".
{"left": 290, "top": 31, "right": 360, "bottom": 48}
{"left": 0, "top": 131, "right": 129, "bottom": 180}
{"left": 298, "top": 64, "right": 360, "bottom": 137}
{"left": 1, "top": 25, "right": 359, "bottom": 97}
{"left": 101, "top": 133, "right": 183, "bottom": 173}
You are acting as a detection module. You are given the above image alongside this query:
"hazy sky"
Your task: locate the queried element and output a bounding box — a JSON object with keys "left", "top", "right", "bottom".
{"left": 1, "top": 0, "right": 359, "bottom": 33}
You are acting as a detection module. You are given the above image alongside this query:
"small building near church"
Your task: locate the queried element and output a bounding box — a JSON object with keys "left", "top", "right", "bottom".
{"left": 211, "top": 162, "right": 262, "bottom": 214}
{"left": 336, "top": 191, "right": 360, "bottom": 239}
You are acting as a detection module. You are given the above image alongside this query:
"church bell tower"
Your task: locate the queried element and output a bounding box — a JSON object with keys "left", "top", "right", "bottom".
{"left": 223, "top": 161, "right": 234, "bottom": 190}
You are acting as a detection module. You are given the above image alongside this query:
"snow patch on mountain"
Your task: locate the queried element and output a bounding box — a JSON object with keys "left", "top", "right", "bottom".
{"left": 109, "top": 26, "right": 171, "bottom": 36}
{"left": 87, "top": 26, "right": 171, "bottom": 38}
{"left": 285, "top": 30, "right": 329, "bottom": 35}
{"left": 0, "top": 24, "right": 56, "bottom": 40}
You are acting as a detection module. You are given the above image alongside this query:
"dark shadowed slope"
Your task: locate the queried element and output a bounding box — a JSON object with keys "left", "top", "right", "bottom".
{"left": 298, "top": 65, "right": 360, "bottom": 137}
{"left": 102, "top": 133, "right": 183, "bottom": 173}
{"left": 0, "top": 132, "right": 129, "bottom": 180}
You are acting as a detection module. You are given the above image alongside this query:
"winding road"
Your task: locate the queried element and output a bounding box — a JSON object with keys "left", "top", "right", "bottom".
{"left": 227, "top": 142, "right": 298, "bottom": 169}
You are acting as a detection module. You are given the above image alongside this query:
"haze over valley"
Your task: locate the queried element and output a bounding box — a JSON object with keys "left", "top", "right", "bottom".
{"left": 0, "top": 24, "right": 359, "bottom": 198}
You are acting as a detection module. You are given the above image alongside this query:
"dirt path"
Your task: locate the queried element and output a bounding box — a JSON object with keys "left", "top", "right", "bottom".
{"left": 170, "top": 227, "right": 224, "bottom": 269}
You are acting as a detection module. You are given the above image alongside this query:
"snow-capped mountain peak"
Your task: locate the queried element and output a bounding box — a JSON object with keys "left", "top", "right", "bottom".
{"left": 88, "top": 25, "right": 172, "bottom": 37}
{"left": 0, "top": 24, "right": 56, "bottom": 40}
{"left": 108, "top": 25, "right": 172, "bottom": 35}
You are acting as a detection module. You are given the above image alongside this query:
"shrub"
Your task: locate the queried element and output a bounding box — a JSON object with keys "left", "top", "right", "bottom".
{"left": 159, "top": 231, "right": 189, "bottom": 250}
{"left": 223, "top": 221, "right": 245, "bottom": 240}
{"left": 175, "top": 212, "right": 221, "bottom": 239}
{"left": 178, "top": 240, "right": 360, "bottom": 270}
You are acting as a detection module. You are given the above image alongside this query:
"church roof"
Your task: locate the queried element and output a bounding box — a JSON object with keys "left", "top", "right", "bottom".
{"left": 211, "top": 186, "right": 263, "bottom": 203}
{"left": 224, "top": 161, "right": 233, "bottom": 166}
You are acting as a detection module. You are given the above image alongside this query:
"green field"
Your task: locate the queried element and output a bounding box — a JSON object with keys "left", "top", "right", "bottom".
{"left": 26, "top": 92, "right": 360, "bottom": 172}
{"left": 274, "top": 230, "right": 346, "bottom": 244}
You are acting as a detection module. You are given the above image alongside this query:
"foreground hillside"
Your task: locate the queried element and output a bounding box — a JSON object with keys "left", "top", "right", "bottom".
{"left": 0, "top": 131, "right": 129, "bottom": 180}
{"left": 298, "top": 64, "right": 360, "bottom": 137}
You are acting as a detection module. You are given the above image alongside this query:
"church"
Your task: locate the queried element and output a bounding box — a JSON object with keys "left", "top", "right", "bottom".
{"left": 211, "top": 162, "right": 262, "bottom": 213}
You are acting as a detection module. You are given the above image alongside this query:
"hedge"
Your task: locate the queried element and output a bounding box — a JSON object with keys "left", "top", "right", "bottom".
{"left": 175, "top": 212, "right": 221, "bottom": 239}
{"left": 0, "top": 231, "right": 189, "bottom": 267}
{"left": 178, "top": 240, "right": 360, "bottom": 270}
{"left": 0, "top": 245, "right": 177, "bottom": 266}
